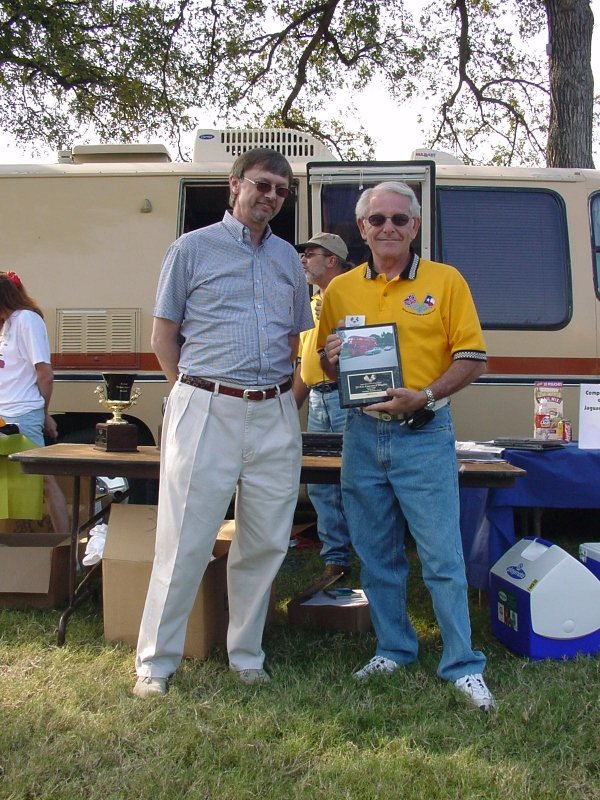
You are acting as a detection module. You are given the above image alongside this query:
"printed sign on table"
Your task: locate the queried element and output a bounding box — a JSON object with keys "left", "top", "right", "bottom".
{"left": 578, "top": 384, "right": 600, "bottom": 449}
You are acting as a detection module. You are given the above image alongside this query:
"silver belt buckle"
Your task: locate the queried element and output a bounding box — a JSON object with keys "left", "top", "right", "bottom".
{"left": 243, "top": 388, "right": 267, "bottom": 400}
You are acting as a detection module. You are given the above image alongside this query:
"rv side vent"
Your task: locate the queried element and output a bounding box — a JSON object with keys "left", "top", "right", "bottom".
{"left": 55, "top": 308, "right": 140, "bottom": 368}
{"left": 193, "top": 128, "right": 336, "bottom": 163}
{"left": 70, "top": 144, "right": 172, "bottom": 164}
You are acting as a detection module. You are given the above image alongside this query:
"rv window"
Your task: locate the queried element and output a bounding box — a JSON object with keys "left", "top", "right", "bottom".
{"left": 181, "top": 183, "right": 230, "bottom": 233}
{"left": 591, "top": 192, "right": 600, "bottom": 297}
{"left": 180, "top": 181, "right": 298, "bottom": 244}
{"left": 436, "top": 187, "right": 571, "bottom": 330}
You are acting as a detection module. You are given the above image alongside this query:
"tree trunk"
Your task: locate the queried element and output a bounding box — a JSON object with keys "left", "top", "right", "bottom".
{"left": 545, "top": 0, "right": 595, "bottom": 168}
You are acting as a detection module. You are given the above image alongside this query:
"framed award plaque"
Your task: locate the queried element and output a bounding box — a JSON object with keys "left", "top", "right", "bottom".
{"left": 335, "top": 323, "right": 403, "bottom": 408}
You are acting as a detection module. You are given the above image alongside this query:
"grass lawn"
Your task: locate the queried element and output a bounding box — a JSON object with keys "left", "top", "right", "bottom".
{"left": 0, "top": 522, "right": 599, "bottom": 800}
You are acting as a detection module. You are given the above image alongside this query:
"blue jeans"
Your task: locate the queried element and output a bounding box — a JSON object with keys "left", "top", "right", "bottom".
{"left": 341, "top": 405, "right": 486, "bottom": 682}
{"left": 2, "top": 407, "right": 45, "bottom": 446}
{"left": 307, "top": 388, "right": 352, "bottom": 566}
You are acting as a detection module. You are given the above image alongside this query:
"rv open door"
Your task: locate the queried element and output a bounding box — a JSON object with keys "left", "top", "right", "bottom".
{"left": 306, "top": 161, "right": 436, "bottom": 267}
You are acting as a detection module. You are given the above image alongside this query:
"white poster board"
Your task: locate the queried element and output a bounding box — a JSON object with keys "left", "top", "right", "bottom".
{"left": 578, "top": 384, "right": 600, "bottom": 449}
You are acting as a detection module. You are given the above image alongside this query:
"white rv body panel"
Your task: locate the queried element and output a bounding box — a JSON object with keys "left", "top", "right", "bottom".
{"left": 1, "top": 131, "right": 599, "bottom": 443}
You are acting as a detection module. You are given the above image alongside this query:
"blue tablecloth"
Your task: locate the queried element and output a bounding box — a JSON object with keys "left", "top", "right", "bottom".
{"left": 460, "top": 443, "right": 600, "bottom": 589}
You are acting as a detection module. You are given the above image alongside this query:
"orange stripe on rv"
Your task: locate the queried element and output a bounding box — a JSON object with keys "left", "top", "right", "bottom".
{"left": 51, "top": 353, "right": 161, "bottom": 370}
{"left": 50, "top": 353, "right": 600, "bottom": 377}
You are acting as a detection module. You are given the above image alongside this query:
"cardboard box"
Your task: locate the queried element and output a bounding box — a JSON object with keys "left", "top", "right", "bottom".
{"left": 102, "top": 505, "right": 234, "bottom": 659}
{"left": 0, "top": 516, "right": 53, "bottom": 534}
{"left": 0, "top": 485, "right": 104, "bottom": 536}
{"left": 0, "top": 533, "right": 70, "bottom": 609}
{"left": 287, "top": 589, "right": 372, "bottom": 633}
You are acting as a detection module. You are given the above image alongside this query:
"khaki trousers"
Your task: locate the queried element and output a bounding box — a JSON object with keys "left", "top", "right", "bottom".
{"left": 136, "top": 379, "right": 301, "bottom": 677}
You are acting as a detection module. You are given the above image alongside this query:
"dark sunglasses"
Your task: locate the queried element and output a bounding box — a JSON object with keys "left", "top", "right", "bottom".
{"left": 367, "top": 213, "right": 412, "bottom": 227}
{"left": 243, "top": 176, "right": 293, "bottom": 199}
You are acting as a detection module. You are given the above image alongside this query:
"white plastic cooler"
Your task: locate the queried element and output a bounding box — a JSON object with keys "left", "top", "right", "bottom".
{"left": 489, "top": 537, "right": 600, "bottom": 659}
{"left": 579, "top": 542, "right": 600, "bottom": 580}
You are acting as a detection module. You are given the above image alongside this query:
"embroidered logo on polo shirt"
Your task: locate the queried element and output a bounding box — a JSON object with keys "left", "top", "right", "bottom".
{"left": 403, "top": 293, "right": 436, "bottom": 314}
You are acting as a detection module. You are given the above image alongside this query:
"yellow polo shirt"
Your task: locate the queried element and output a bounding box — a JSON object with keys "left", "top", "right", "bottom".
{"left": 298, "top": 293, "right": 330, "bottom": 387}
{"left": 318, "top": 257, "right": 486, "bottom": 391}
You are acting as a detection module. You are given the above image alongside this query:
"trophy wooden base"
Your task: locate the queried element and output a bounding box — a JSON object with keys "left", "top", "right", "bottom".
{"left": 94, "top": 422, "right": 138, "bottom": 452}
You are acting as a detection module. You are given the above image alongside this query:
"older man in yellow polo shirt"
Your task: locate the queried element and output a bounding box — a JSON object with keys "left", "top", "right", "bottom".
{"left": 317, "top": 182, "right": 495, "bottom": 712}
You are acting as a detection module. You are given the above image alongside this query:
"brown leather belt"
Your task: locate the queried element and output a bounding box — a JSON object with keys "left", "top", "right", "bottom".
{"left": 180, "top": 374, "right": 292, "bottom": 401}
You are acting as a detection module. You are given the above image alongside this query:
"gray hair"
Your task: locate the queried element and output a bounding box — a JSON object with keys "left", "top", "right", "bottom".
{"left": 355, "top": 181, "right": 421, "bottom": 220}
{"left": 334, "top": 255, "right": 353, "bottom": 272}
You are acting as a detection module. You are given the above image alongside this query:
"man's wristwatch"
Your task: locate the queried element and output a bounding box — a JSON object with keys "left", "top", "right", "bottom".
{"left": 422, "top": 387, "right": 436, "bottom": 410}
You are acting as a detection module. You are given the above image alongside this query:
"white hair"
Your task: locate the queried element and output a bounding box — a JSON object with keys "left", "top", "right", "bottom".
{"left": 355, "top": 181, "right": 421, "bottom": 220}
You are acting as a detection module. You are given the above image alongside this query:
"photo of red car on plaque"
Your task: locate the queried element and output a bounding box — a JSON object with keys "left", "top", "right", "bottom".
{"left": 335, "top": 322, "right": 403, "bottom": 408}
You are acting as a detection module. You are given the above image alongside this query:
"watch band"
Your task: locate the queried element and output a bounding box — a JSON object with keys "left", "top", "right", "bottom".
{"left": 422, "top": 387, "right": 436, "bottom": 408}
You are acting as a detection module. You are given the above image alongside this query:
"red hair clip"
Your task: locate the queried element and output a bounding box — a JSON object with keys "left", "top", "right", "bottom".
{"left": 5, "top": 271, "right": 23, "bottom": 289}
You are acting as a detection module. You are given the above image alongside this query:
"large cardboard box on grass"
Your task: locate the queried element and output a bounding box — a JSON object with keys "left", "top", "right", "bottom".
{"left": 102, "top": 505, "right": 234, "bottom": 659}
{"left": 287, "top": 589, "right": 372, "bottom": 633}
{"left": 0, "top": 533, "right": 70, "bottom": 609}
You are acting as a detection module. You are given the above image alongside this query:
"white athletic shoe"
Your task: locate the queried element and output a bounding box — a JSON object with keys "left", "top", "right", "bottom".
{"left": 352, "top": 655, "right": 400, "bottom": 682}
{"left": 454, "top": 673, "right": 496, "bottom": 711}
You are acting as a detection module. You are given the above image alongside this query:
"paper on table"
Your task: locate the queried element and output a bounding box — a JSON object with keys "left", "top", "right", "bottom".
{"left": 300, "top": 589, "right": 368, "bottom": 607}
{"left": 455, "top": 441, "right": 505, "bottom": 461}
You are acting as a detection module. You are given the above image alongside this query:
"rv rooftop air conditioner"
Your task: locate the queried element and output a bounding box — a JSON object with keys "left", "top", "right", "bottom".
{"left": 193, "top": 128, "right": 336, "bottom": 163}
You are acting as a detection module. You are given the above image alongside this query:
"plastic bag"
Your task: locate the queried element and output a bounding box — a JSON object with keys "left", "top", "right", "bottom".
{"left": 82, "top": 522, "right": 108, "bottom": 566}
{"left": 533, "top": 380, "right": 563, "bottom": 440}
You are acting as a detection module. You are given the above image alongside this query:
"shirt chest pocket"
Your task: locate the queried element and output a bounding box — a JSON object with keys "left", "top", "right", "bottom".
{"left": 264, "top": 282, "right": 294, "bottom": 326}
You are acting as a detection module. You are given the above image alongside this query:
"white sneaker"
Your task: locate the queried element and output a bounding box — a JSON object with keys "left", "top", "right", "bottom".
{"left": 352, "top": 655, "right": 400, "bottom": 682}
{"left": 454, "top": 673, "right": 496, "bottom": 711}
{"left": 133, "top": 676, "right": 167, "bottom": 698}
{"left": 233, "top": 668, "right": 271, "bottom": 685}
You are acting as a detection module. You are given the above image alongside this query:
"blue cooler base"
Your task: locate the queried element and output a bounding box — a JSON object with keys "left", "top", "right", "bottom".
{"left": 490, "top": 575, "right": 600, "bottom": 659}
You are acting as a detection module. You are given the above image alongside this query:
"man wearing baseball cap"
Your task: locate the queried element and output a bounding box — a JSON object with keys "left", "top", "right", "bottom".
{"left": 293, "top": 232, "right": 353, "bottom": 592}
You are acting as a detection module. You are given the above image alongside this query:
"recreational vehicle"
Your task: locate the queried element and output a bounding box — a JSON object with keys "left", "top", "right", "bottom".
{"left": 1, "top": 128, "right": 599, "bottom": 444}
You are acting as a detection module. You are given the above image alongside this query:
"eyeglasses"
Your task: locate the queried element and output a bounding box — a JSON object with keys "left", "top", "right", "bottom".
{"left": 243, "top": 176, "right": 292, "bottom": 199}
{"left": 300, "top": 250, "right": 328, "bottom": 259}
{"left": 366, "top": 213, "right": 412, "bottom": 227}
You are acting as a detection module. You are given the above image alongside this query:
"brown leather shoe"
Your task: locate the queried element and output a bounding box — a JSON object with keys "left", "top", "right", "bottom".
{"left": 293, "top": 563, "right": 351, "bottom": 603}
{"left": 322, "top": 563, "right": 350, "bottom": 580}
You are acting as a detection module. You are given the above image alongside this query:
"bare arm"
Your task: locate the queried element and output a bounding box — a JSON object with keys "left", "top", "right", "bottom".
{"left": 35, "top": 361, "right": 58, "bottom": 439}
{"left": 321, "top": 323, "right": 345, "bottom": 381}
{"left": 292, "top": 363, "right": 310, "bottom": 409}
{"left": 151, "top": 317, "right": 182, "bottom": 384}
{"left": 288, "top": 333, "right": 300, "bottom": 364}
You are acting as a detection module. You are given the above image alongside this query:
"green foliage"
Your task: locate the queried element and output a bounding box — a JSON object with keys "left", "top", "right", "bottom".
{"left": 0, "top": 0, "right": 203, "bottom": 154}
{"left": 0, "top": 0, "right": 596, "bottom": 164}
